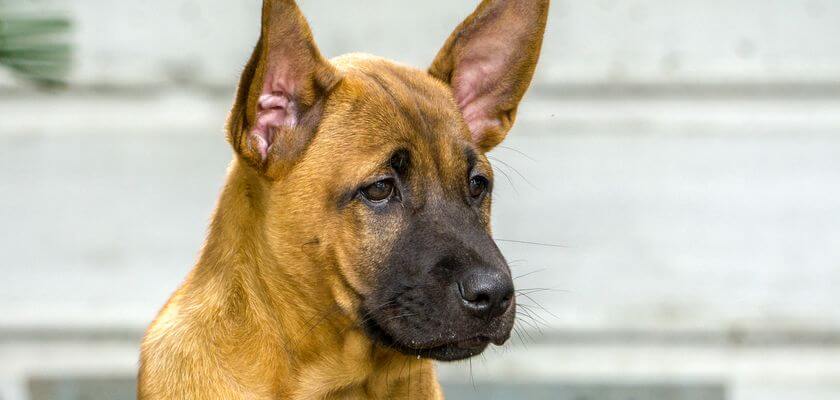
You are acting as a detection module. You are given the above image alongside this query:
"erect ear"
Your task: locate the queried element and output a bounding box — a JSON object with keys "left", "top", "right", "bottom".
{"left": 227, "top": 0, "right": 341, "bottom": 178}
{"left": 429, "top": 0, "right": 549, "bottom": 153}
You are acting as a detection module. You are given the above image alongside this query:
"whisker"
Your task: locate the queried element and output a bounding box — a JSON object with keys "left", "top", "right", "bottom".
{"left": 488, "top": 155, "right": 535, "bottom": 189}
{"left": 335, "top": 299, "right": 398, "bottom": 337}
{"left": 495, "top": 238, "right": 567, "bottom": 248}
{"left": 512, "top": 326, "right": 527, "bottom": 348}
{"left": 516, "top": 287, "right": 569, "bottom": 295}
{"left": 408, "top": 356, "right": 412, "bottom": 400}
{"left": 295, "top": 304, "right": 343, "bottom": 341}
{"left": 399, "top": 357, "right": 410, "bottom": 394}
{"left": 469, "top": 357, "right": 476, "bottom": 391}
{"left": 517, "top": 292, "right": 561, "bottom": 320}
{"left": 512, "top": 268, "right": 546, "bottom": 280}
{"left": 517, "top": 306, "right": 547, "bottom": 326}
{"left": 380, "top": 312, "right": 416, "bottom": 324}
{"left": 517, "top": 305, "right": 549, "bottom": 326}
{"left": 384, "top": 352, "right": 395, "bottom": 389}
{"left": 349, "top": 300, "right": 395, "bottom": 329}
{"left": 497, "top": 145, "right": 538, "bottom": 162}
{"left": 517, "top": 304, "right": 552, "bottom": 326}
{"left": 490, "top": 160, "right": 519, "bottom": 194}
{"left": 515, "top": 311, "right": 543, "bottom": 333}
{"left": 517, "top": 322, "right": 537, "bottom": 343}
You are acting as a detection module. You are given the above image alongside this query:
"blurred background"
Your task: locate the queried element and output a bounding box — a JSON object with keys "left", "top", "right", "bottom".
{"left": 2, "top": 0, "right": 840, "bottom": 399}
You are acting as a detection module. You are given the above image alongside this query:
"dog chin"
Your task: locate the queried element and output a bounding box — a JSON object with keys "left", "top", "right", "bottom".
{"left": 418, "top": 341, "right": 489, "bottom": 361}
{"left": 361, "top": 317, "right": 504, "bottom": 361}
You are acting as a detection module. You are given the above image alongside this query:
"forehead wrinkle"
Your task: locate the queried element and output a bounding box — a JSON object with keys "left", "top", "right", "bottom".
{"left": 342, "top": 61, "right": 473, "bottom": 205}
{"left": 405, "top": 85, "right": 435, "bottom": 139}
{"left": 379, "top": 66, "right": 440, "bottom": 137}
{"left": 377, "top": 63, "right": 473, "bottom": 145}
{"left": 425, "top": 135, "right": 473, "bottom": 209}
{"left": 355, "top": 69, "right": 428, "bottom": 139}
{"left": 465, "top": 146, "right": 478, "bottom": 171}
{"left": 420, "top": 137, "right": 449, "bottom": 207}
{"left": 370, "top": 66, "right": 469, "bottom": 195}
{"left": 322, "top": 74, "right": 408, "bottom": 145}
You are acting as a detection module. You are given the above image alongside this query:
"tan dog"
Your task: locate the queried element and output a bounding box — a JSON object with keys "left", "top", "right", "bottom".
{"left": 138, "top": 0, "right": 548, "bottom": 398}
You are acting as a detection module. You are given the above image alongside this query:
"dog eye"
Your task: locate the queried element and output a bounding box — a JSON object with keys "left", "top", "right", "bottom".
{"left": 469, "top": 176, "right": 489, "bottom": 199}
{"left": 361, "top": 179, "right": 395, "bottom": 202}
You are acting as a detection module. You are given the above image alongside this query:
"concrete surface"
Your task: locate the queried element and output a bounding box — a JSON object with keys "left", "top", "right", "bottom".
{"left": 27, "top": 377, "right": 725, "bottom": 400}
{"left": 2, "top": 94, "right": 840, "bottom": 333}
{"left": 2, "top": 93, "right": 840, "bottom": 400}
{"left": 4, "top": 0, "right": 840, "bottom": 88}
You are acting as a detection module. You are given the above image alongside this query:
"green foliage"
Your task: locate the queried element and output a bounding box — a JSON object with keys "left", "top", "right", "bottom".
{"left": 0, "top": 11, "right": 72, "bottom": 86}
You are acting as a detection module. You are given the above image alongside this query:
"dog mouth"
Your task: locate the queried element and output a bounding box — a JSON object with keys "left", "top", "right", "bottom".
{"left": 361, "top": 315, "right": 509, "bottom": 361}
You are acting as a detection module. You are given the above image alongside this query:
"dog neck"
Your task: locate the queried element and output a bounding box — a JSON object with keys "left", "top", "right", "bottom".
{"left": 182, "top": 158, "right": 440, "bottom": 398}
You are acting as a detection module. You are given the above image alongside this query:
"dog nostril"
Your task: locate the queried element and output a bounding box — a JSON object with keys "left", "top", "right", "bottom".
{"left": 498, "top": 292, "right": 513, "bottom": 311}
{"left": 468, "top": 293, "right": 492, "bottom": 309}
{"left": 459, "top": 281, "right": 488, "bottom": 305}
{"left": 458, "top": 272, "right": 514, "bottom": 319}
{"left": 457, "top": 281, "right": 465, "bottom": 299}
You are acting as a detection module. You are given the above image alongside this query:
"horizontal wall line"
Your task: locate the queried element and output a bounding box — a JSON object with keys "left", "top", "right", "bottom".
{"left": 4, "top": 327, "right": 840, "bottom": 348}
{"left": 4, "top": 82, "right": 840, "bottom": 101}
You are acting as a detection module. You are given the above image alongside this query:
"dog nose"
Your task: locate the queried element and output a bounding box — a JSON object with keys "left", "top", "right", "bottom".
{"left": 458, "top": 272, "right": 514, "bottom": 319}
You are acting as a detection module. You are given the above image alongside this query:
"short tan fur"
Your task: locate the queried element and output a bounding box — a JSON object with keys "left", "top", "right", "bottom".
{"left": 139, "top": 1, "right": 549, "bottom": 398}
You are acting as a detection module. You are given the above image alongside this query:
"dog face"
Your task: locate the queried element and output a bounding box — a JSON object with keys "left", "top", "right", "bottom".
{"left": 315, "top": 59, "right": 516, "bottom": 361}
{"left": 227, "top": 0, "right": 548, "bottom": 361}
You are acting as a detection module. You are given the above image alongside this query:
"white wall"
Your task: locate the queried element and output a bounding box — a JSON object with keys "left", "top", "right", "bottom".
{"left": 2, "top": 1, "right": 840, "bottom": 400}
{"left": 12, "top": 0, "right": 840, "bottom": 88}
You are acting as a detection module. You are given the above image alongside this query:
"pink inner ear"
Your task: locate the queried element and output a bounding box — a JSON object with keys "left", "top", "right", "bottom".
{"left": 452, "top": 46, "right": 508, "bottom": 142}
{"left": 250, "top": 68, "right": 299, "bottom": 160}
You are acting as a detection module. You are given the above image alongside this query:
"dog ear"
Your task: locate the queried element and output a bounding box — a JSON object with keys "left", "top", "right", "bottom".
{"left": 429, "top": 0, "right": 549, "bottom": 153}
{"left": 227, "top": 0, "right": 341, "bottom": 178}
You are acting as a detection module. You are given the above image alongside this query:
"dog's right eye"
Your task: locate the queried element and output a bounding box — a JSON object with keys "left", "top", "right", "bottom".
{"left": 360, "top": 179, "right": 395, "bottom": 203}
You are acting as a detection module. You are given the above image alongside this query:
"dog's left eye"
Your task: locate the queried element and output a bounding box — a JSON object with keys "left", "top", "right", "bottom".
{"left": 469, "top": 176, "right": 489, "bottom": 199}
{"left": 361, "top": 179, "right": 395, "bottom": 202}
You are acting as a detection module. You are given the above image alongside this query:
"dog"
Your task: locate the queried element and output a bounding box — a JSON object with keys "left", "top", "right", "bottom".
{"left": 138, "top": 0, "right": 548, "bottom": 398}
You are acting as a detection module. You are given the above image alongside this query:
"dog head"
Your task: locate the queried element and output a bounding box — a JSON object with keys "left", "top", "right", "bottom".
{"left": 227, "top": 0, "right": 548, "bottom": 361}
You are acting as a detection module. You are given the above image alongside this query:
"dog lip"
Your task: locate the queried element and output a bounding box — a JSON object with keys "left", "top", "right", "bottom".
{"left": 363, "top": 315, "right": 479, "bottom": 349}
{"left": 393, "top": 335, "right": 489, "bottom": 352}
{"left": 453, "top": 332, "right": 509, "bottom": 348}
{"left": 361, "top": 315, "right": 516, "bottom": 361}
{"left": 490, "top": 331, "right": 511, "bottom": 346}
{"left": 452, "top": 335, "right": 491, "bottom": 349}
{"left": 403, "top": 334, "right": 497, "bottom": 351}
{"left": 491, "top": 335, "right": 508, "bottom": 346}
